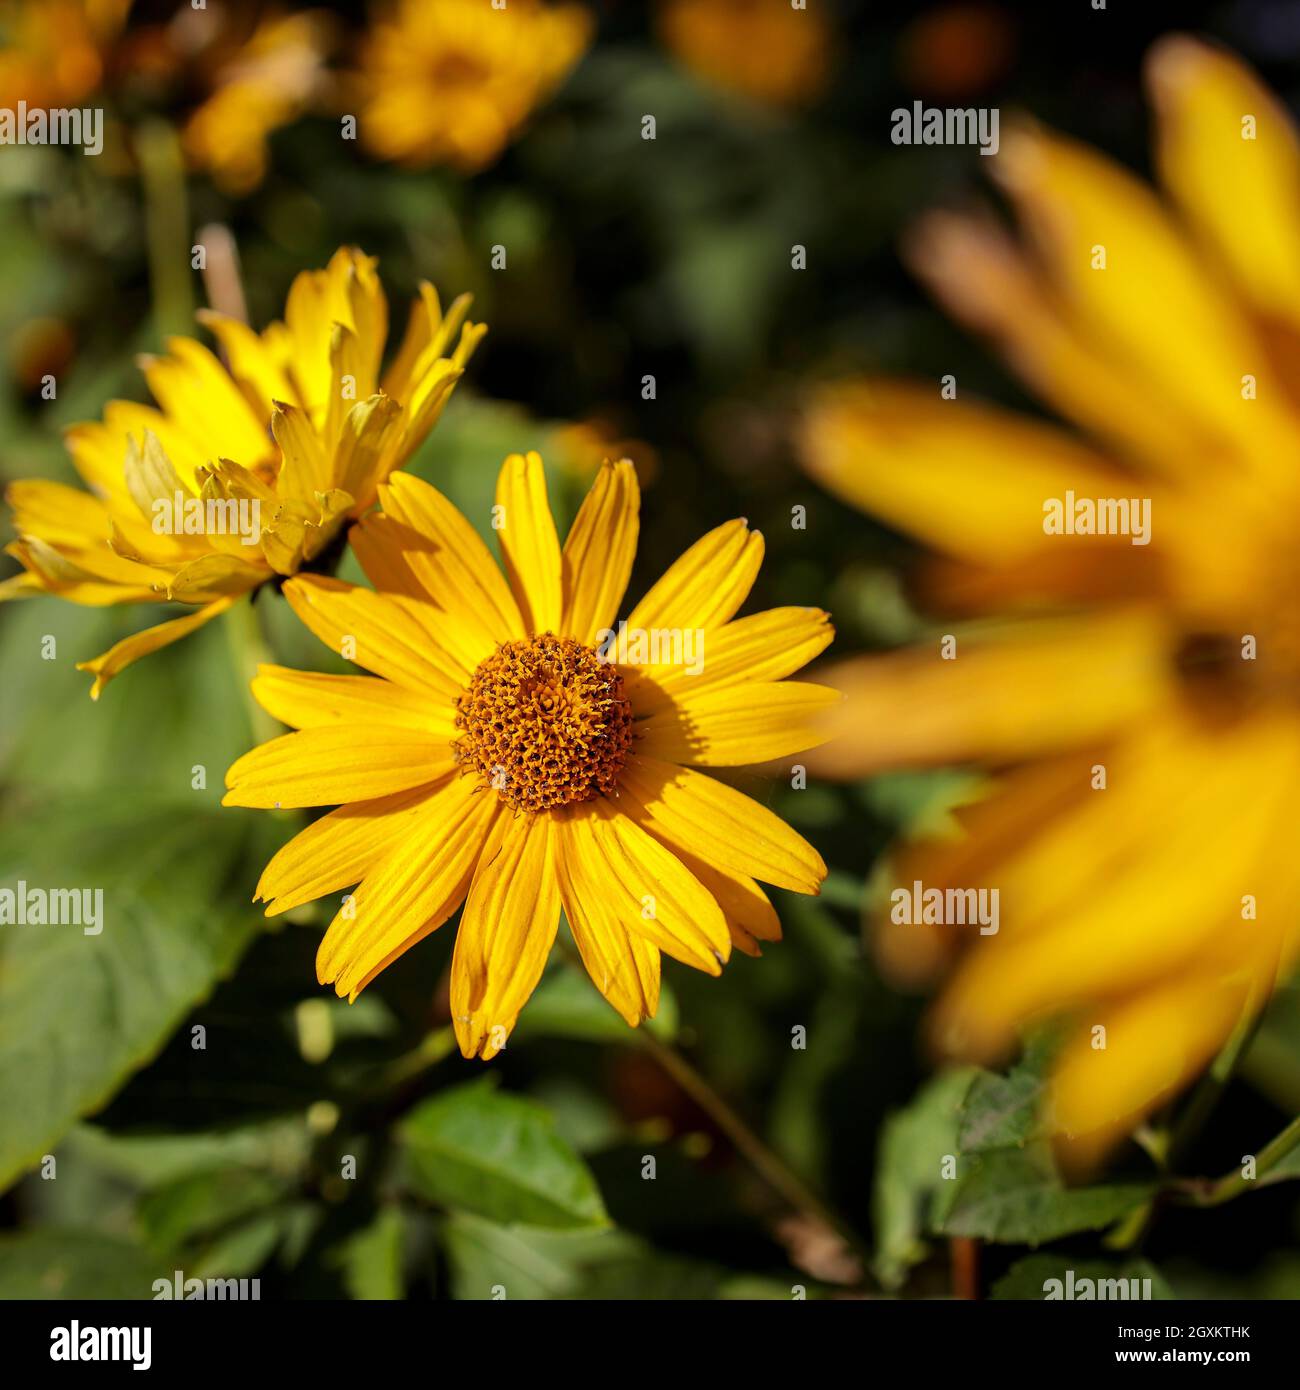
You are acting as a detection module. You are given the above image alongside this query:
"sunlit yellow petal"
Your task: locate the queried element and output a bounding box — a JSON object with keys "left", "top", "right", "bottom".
{"left": 561, "top": 459, "right": 640, "bottom": 645}
{"left": 627, "top": 519, "right": 763, "bottom": 633}
{"left": 637, "top": 680, "right": 840, "bottom": 766}
{"left": 619, "top": 754, "right": 825, "bottom": 894}
{"left": 223, "top": 724, "right": 456, "bottom": 808}
{"left": 495, "top": 450, "right": 562, "bottom": 635}
{"left": 451, "top": 810, "right": 561, "bottom": 1059}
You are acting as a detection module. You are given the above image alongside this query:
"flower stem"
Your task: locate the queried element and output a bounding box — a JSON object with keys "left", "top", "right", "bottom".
{"left": 637, "top": 1027, "right": 874, "bottom": 1278}
{"left": 1169, "top": 1113, "right": 1300, "bottom": 1208}
{"left": 224, "top": 595, "right": 278, "bottom": 746}
{"left": 1167, "top": 1001, "right": 1266, "bottom": 1167}
{"left": 136, "top": 120, "right": 193, "bottom": 342}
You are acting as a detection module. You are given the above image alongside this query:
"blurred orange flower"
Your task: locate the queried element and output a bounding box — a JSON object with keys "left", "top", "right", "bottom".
{"left": 0, "top": 0, "right": 332, "bottom": 193}
{"left": 657, "top": 0, "right": 831, "bottom": 109}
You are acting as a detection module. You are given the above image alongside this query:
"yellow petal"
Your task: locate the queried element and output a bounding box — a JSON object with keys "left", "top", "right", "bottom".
{"left": 7, "top": 480, "right": 114, "bottom": 550}
{"left": 451, "top": 810, "right": 561, "bottom": 1059}
{"left": 494, "top": 450, "right": 562, "bottom": 635}
{"left": 1148, "top": 36, "right": 1300, "bottom": 325}
{"left": 903, "top": 210, "right": 1204, "bottom": 475}
{"left": 283, "top": 574, "right": 466, "bottom": 699}
{"left": 800, "top": 381, "right": 1140, "bottom": 566}
{"left": 931, "top": 712, "right": 1300, "bottom": 1059}
{"left": 256, "top": 780, "right": 449, "bottom": 916}
{"left": 618, "top": 754, "right": 825, "bottom": 893}
{"left": 318, "top": 774, "right": 499, "bottom": 999}
{"left": 7, "top": 536, "right": 161, "bottom": 604}
{"left": 380, "top": 471, "right": 524, "bottom": 639}
{"left": 554, "top": 806, "right": 660, "bottom": 1026}
{"left": 197, "top": 308, "right": 298, "bottom": 410}
{"left": 627, "top": 519, "right": 763, "bottom": 632}
{"left": 271, "top": 402, "right": 330, "bottom": 499}
{"left": 1050, "top": 977, "right": 1248, "bottom": 1145}
{"left": 637, "top": 680, "right": 841, "bottom": 765}
{"left": 806, "top": 608, "right": 1173, "bottom": 778}
{"left": 675, "top": 852, "right": 781, "bottom": 958}
{"left": 560, "top": 459, "right": 640, "bottom": 645}
{"left": 624, "top": 605, "right": 832, "bottom": 711}
{"left": 252, "top": 663, "right": 457, "bottom": 737}
{"left": 994, "top": 122, "right": 1281, "bottom": 471}
{"left": 140, "top": 337, "right": 271, "bottom": 468}
{"left": 223, "top": 725, "right": 457, "bottom": 808}
{"left": 77, "top": 594, "right": 240, "bottom": 699}
{"left": 567, "top": 798, "right": 729, "bottom": 973}
{"left": 333, "top": 393, "right": 402, "bottom": 502}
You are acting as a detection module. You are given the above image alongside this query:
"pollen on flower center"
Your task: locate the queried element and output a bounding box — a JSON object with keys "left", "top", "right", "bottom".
{"left": 454, "top": 633, "right": 635, "bottom": 813}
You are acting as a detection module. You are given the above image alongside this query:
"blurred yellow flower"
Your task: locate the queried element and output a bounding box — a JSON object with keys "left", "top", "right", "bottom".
{"left": 225, "top": 453, "right": 835, "bottom": 1056}
{"left": 0, "top": 1, "right": 331, "bottom": 193}
{"left": 352, "top": 0, "right": 592, "bottom": 173}
{"left": 2, "top": 247, "right": 484, "bottom": 696}
{"left": 799, "top": 38, "right": 1300, "bottom": 1160}
{"left": 657, "top": 0, "right": 831, "bottom": 109}
{"left": 181, "top": 10, "right": 332, "bottom": 195}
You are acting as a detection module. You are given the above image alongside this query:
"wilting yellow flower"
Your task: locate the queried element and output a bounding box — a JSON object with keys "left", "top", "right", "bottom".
{"left": 799, "top": 37, "right": 1300, "bottom": 1157}
{"left": 352, "top": 0, "right": 592, "bottom": 173}
{"left": 224, "top": 452, "right": 835, "bottom": 1058}
{"left": 2, "top": 247, "right": 484, "bottom": 696}
{"left": 181, "top": 11, "right": 332, "bottom": 195}
{"left": 657, "top": 0, "right": 830, "bottom": 109}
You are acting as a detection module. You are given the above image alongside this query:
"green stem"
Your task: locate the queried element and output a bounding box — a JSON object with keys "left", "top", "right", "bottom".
{"left": 224, "top": 595, "right": 278, "bottom": 746}
{"left": 1109, "top": 998, "right": 1268, "bottom": 1251}
{"left": 1169, "top": 1113, "right": 1300, "bottom": 1208}
{"left": 1167, "top": 1005, "right": 1266, "bottom": 1167}
{"left": 371, "top": 1027, "right": 458, "bottom": 1091}
{"left": 136, "top": 119, "right": 193, "bottom": 342}
{"left": 637, "top": 1027, "right": 875, "bottom": 1279}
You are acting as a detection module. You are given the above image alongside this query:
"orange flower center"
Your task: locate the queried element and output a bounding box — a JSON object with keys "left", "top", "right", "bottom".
{"left": 454, "top": 634, "right": 634, "bottom": 813}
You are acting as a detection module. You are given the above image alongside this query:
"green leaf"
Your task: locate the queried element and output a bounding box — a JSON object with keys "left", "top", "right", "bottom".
{"left": 939, "top": 1143, "right": 1153, "bottom": 1244}
{"left": 872, "top": 1067, "right": 979, "bottom": 1289}
{"left": 441, "top": 1212, "right": 797, "bottom": 1301}
{"left": 338, "top": 1207, "right": 406, "bottom": 1300}
{"left": 956, "top": 1031, "right": 1056, "bottom": 1153}
{"left": 400, "top": 1079, "right": 609, "bottom": 1230}
{"left": 0, "top": 1230, "right": 163, "bottom": 1299}
{"left": 0, "top": 796, "right": 277, "bottom": 1190}
{"left": 137, "top": 1168, "right": 289, "bottom": 1253}
{"left": 992, "top": 1253, "right": 1174, "bottom": 1301}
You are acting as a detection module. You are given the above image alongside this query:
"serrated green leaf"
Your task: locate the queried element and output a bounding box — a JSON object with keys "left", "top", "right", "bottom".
{"left": 872, "top": 1066, "right": 979, "bottom": 1289}
{"left": 957, "top": 1032, "right": 1056, "bottom": 1153}
{"left": 939, "top": 1143, "right": 1152, "bottom": 1244}
{"left": 400, "top": 1079, "right": 609, "bottom": 1230}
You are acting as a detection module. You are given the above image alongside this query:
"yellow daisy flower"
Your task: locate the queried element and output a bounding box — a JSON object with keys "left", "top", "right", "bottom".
{"left": 224, "top": 452, "right": 836, "bottom": 1059}
{"left": 2, "top": 247, "right": 485, "bottom": 696}
{"left": 351, "top": 0, "right": 592, "bottom": 173}
{"left": 657, "top": 0, "right": 831, "bottom": 110}
{"left": 799, "top": 38, "right": 1300, "bottom": 1157}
